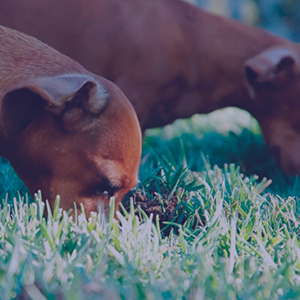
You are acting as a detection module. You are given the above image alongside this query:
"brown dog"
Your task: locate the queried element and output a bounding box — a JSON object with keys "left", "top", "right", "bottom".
{"left": 1, "top": 0, "right": 300, "bottom": 174}
{"left": 0, "top": 25, "right": 141, "bottom": 216}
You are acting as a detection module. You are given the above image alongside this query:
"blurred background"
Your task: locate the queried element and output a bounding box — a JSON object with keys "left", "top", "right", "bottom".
{"left": 193, "top": 0, "right": 300, "bottom": 42}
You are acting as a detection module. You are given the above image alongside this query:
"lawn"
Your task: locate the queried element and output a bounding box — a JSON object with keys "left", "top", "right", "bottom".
{"left": 1, "top": 107, "right": 300, "bottom": 299}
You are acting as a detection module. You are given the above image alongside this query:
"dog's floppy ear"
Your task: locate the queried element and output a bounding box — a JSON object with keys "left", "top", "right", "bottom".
{"left": 2, "top": 75, "right": 109, "bottom": 137}
{"left": 244, "top": 47, "right": 300, "bottom": 97}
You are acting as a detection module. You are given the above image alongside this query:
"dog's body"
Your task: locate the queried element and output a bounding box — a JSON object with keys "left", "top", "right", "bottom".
{"left": 1, "top": 0, "right": 300, "bottom": 174}
{"left": 0, "top": 25, "right": 141, "bottom": 216}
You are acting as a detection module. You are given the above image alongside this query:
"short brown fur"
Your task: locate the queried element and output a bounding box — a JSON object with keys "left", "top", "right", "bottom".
{"left": 1, "top": 0, "right": 300, "bottom": 173}
{"left": 0, "top": 25, "right": 141, "bottom": 216}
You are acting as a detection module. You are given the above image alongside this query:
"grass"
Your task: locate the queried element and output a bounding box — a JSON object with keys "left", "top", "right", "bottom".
{"left": 1, "top": 107, "right": 300, "bottom": 299}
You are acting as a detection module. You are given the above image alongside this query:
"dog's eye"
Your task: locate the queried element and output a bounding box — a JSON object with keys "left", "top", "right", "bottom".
{"left": 88, "top": 178, "right": 121, "bottom": 198}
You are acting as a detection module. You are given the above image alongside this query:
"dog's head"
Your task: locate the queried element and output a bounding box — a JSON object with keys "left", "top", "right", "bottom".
{"left": 244, "top": 46, "right": 300, "bottom": 175}
{"left": 1, "top": 74, "right": 141, "bottom": 216}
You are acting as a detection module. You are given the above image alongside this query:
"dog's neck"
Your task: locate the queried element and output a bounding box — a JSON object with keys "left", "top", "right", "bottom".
{"left": 144, "top": 3, "right": 293, "bottom": 128}
{"left": 191, "top": 8, "right": 292, "bottom": 109}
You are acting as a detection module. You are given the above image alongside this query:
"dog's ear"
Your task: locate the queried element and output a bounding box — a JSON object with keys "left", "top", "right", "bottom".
{"left": 2, "top": 75, "right": 109, "bottom": 137}
{"left": 244, "top": 47, "right": 300, "bottom": 97}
